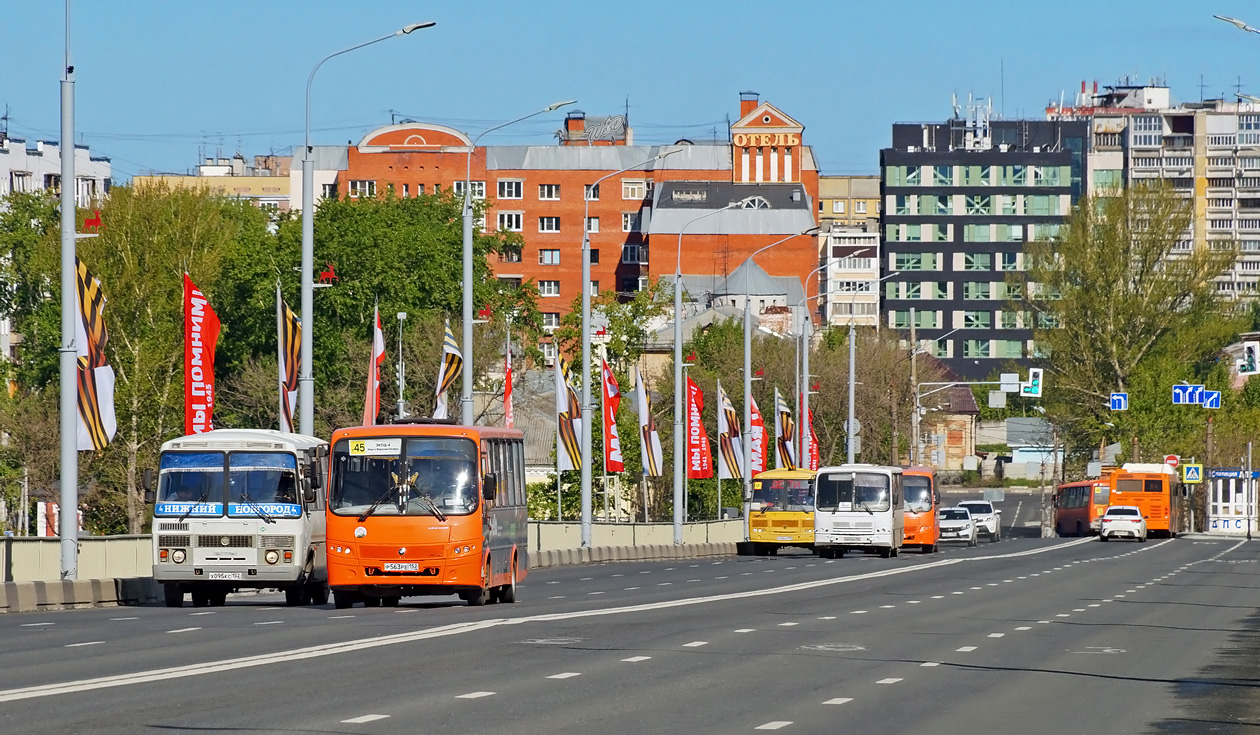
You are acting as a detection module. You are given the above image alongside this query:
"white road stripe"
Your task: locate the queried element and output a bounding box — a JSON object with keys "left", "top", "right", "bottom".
{"left": 876, "top": 678, "right": 903, "bottom": 684}
{"left": 957, "top": 646, "right": 977, "bottom": 652}
{"left": 20, "top": 623, "right": 54, "bottom": 627}
{"left": 255, "top": 621, "right": 284, "bottom": 626}
{"left": 328, "top": 615, "right": 355, "bottom": 619}
{"left": 756, "top": 722, "right": 793, "bottom": 730}
{"left": 851, "top": 610, "right": 868, "bottom": 614}
{"left": 988, "top": 633, "right": 1005, "bottom": 638}
{"left": 189, "top": 612, "right": 215, "bottom": 616}
{"left": 547, "top": 672, "right": 581, "bottom": 679}
{"left": 734, "top": 629, "right": 755, "bottom": 633}
{"left": 682, "top": 641, "right": 708, "bottom": 647}
{"left": 109, "top": 617, "right": 138, "bottom": 621}
{"left": 65, "top": 642, "right": 103, "bottom": 648}
{"left": 1015, "top": 626, "right": 1031, "bottom": 631}
{"left": 624, "top": 587, "right": 640, "bottom": 591}
{"left": 166, "top": 628, "right": 201, "bottom": 634}
{"left": 824, "top": 697, "right": 853, "bottom": 705}
{"left": 920, "top": 662, "right": 940, "bottom": 667}
{"left": 456, "top": 691, "right": 495, "bottom": 699}
{"left": 622, "top": 656, "right": 651, "bottom": 662}
{"left": 818, "top": 616, "right": 836, "bottom": 620}
{"left": 342, "top": 714, "right": 389, "bottom": 724}
{"left": 778, "top": 622, "right": 798, "bottom": 627}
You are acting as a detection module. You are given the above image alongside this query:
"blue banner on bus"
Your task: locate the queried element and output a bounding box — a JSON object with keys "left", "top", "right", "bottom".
{"left": 227, "top": 502, "right": 302, "bottom": 518}
{"left": 154, "top": 502, "right": 224, "bottom": 517}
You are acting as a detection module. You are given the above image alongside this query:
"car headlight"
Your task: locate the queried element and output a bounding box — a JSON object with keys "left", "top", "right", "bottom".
{"left": 264, "top": 549, "right": 280, "bottom": 565}
{"left": 171, "top": 549, "right": 187, "bottom": 564}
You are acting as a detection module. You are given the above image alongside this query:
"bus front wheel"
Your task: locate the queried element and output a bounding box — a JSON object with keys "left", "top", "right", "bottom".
{"left": 332, "top": 590, "right": 356, "bottom": 609}
{"left": 463, "top": 561, "right": 492, "bottom": 606}
{"left": 499, "top": 558, "right": 518, "bottom": 604}
{"left": 163, "top": 584, "right": 184, "bottom": 608}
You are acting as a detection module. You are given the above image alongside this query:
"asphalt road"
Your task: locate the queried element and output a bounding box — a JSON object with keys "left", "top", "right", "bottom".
{"left": 1, "top": 495, "right": 1257, "bottom": 734}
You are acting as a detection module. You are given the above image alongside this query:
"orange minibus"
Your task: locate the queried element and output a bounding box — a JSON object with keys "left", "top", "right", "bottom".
{"left": 1108, "top": 463, "right": 1182, "bottom": 538}
{"left": 325, "top": 420, "right": 527, "bottom": 608}
{"left": 901, "top": 466, "right": 940, "bottom": 553}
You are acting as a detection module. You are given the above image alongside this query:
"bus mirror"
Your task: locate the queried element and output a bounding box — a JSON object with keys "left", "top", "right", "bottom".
{"left": 143, "top": 489, "right": 155, "bottom": 504}
{"left": 308, "top": 461, "right": 322, "bottom": 490}
{"left": 482, "top": 473, "right": 498, "bottom": 501}
{"left": 142, "top": 469, "right": 155, "bottom": 504}
{"left": 302, "top": 486, "right": 316, "bottom": 504}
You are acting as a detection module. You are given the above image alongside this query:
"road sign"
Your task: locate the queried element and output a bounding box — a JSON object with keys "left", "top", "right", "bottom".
{"left": 1182, "top": 464, "right": 1203, "bottom": 484}
{"left": 843, "top": 418, "right": 861, "bottom": 435}
{"left": 1171, "top": 385, "right": 1190, "bottom": 404}
{"left": 1188, "top": 385, "right": 1204, "bottom": 404}
{"left": 1000, "top": 373, "right": 1021, "bottom": 393}
{"left": 1202, "top": 390, "right": 1221, "bottom": 409}
{"left": 1164, "top": 454, "right": 1179, "bottom": 469}
{"left": 1109, "top": 392, "right": 1128, "bottom": 411}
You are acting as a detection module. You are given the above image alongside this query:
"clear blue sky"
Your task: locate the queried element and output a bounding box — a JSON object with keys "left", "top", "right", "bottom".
{"left": 3, "top": 0, "right": 1257, "bottom": 181}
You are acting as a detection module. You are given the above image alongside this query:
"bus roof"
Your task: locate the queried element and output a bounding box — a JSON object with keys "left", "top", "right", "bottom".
{"left": 753, "top": 468, "right": 816, "bottom": 480}
{"left": 901, "top": 465, "right": 937, "bottom": 477}
{"left": 1120, "top": 463, "right": 1175, "bottom": 475}
{"left": 818, "top": 463, "right": 903, "bottom": 476}
{"left": 161, "top": 429, "right": 326, "bottom": 453}
{"left": 331, "top": 424, "right": 524, "bottom": 442}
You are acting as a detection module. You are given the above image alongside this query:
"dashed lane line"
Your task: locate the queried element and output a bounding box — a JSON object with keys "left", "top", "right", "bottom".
{"left": 957, "top": 646, "right": 978, "bottom": 652}
{"left": 547, "top": 672, "right": 581, "bottom": 679}
{"left": 166, "top": 628, "right": 201, "bottom": 634}
{"left": 456, "top": 692, "right": 495, "bottom": 699}
{"left": 682, "top": 641, "right": 708, "bottom": 648}
{"left": 342, "top": 714, "right": 389, "bottom": 724}
{"left": 824, "top": 697, "right": 853, "bottom": 705}
{"left": 65, "top": 642, "right": 103, "bottom": 648}
{"left": 876, "top": 678, "right": 903, "bottom": 684}
{"left": 755, "top": 722, "right": 793, "bottom": 730}
{"left": 622, "top": 656, "right": 651, "bottom": 662}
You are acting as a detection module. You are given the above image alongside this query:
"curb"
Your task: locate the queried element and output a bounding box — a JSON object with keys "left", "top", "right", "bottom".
{"left": 0, "top": 577, "right": 162, "bottom": 614}
{"left": 528, "top": 542, "right": 738, "bottom": 569}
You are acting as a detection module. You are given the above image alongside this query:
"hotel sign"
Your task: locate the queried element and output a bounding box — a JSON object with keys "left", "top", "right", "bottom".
{"left": 733, "top": 133, "right": 800, "bottom": 147}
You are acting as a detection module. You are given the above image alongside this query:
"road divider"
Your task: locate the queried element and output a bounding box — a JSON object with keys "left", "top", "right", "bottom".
{"left": 1, "top": 578, "right": 160, "bottom": 614}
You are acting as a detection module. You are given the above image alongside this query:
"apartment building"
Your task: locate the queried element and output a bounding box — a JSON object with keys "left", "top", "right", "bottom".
{"left": 819, "top": 174, "right": 879, "bottom": 230}
{"left": 880, "top": 106, "right": 1088, "bottom": 380}
{"left": 820, "top": 224, "right": 880, "bottom": 328}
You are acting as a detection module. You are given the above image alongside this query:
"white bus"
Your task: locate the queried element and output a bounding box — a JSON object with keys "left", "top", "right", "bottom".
{"left": 146, "top": 429, "right": 330, "bottom": 608}
{"left": 813, "top": 464, "right": 905, "bottom": 559}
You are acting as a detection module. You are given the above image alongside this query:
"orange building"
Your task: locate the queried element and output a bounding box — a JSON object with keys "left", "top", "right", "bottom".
{"left": 338, "top": 93, "right": 820, "bottom": 329}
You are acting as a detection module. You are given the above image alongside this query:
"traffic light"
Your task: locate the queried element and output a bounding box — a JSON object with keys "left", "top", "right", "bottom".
{"left": 1021, "top": 367, "right": 1044, "bottom": 397}
{"left": 1238, "top": 342, "right": 1260, "bottom": 376}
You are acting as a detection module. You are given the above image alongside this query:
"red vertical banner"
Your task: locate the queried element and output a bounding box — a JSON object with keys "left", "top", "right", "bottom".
{"left": 686, "top": 376, "right": 713, "bottom": 479}
{"left": 602, "top": 359, "right": 623, "bottom": 472}
{"left": 183, "top": 274, "right": 220, "bottom": 435}
{"left": 504, "top": 347, "right": 514, "bottom": 429}
{"left": 362, "top": 305, "right": 385, "bottom": 426}
{"left": 749, "top": 396, "right": 767, "bottom": 475}
{"left": 807, "top": 409, "right": 820, "bottom": 471}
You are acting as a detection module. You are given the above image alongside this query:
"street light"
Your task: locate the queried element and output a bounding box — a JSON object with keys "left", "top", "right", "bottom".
{"left": 674, "top": 197, "right": 759, "bottom": 544}
{"left": 460, "top": 100, "right": 576, "bottom": 425}
{"left": 1215, "top": 14, "right": 1260, "bottom": 33}
{"left": 738, "top": 225, "right": 820, "bottom": 544}
{"left": 790, "top": 261, "right": 834, "bottom": 464}
{"left": 843, "top": 269, "right": 899, "bottom": 464}
{"left": 299, "top": 21, "right": 434, "bottom": 436}
{"left": 580, "top": 148, "right": 679, "bottom": 547}
{"left": 909, "top": 318, "right": 962, "bottom": 464}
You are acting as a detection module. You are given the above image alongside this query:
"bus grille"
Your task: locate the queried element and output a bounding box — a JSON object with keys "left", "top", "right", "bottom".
{"left": 158, "top": 522, "right": 189, "bottom": 532}
{"left": 197, "top": 535, "right": 255, "bottom": 548}
{"left": 832, "top": 520, "right": 873, "bottom": 530}
{"left": 260, "top": 535, "right": 295, "bottom": 549}
{"left": 158, "top": 535, "right": 191, "bottom": 548}
{"left": 360, "top": 544, "right": 445, "bottom": 560}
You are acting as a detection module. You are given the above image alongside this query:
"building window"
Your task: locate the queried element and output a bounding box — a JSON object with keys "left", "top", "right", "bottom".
{"left": 964, "top": 253, "right": 992, "bottom": 271}
{"left": 498, "top": 277, "right": 522, "bottom": 289}
{"left": 1027, "top": 195, "right": 1060, "bottom": 216}
{"left": 622, "top": 212, "right": 643, "bottom": 232}
{"left": 539, "top": 249, "right": 561, "bottom": 265}
{"left": 931, "top": 339, "right": 951, "bottom": 358}
{"left": 589, "top": 281, "right": 599, "bottom": 296}
{"left": 905, "top": 282, "right": 922, "bottom": 299}
{"left": 539, "top": 216, "right": 561, "bottom": 233}
{"left": 918, "top": 195, "right": 949, "bottom": 216}
{"left": 622, "top": 244, "right": 644, "bottom": 264}
{"left": 932, "top": 165, "right": 953, "bottom": 186}
{"left": 454, "top": 181, "right": 486, "bottom": 199}
{"left": 831, "top": 280, "right": 873, "bottom": 293}
{"left": 963, "top": 339, "right": 990, "bottom": 358}
{"left": 1031, "top": 223, "right": 1061, "bottom": 241}
{"left": 590, "top": 249, "right": 599, "bottom": 264}
{"left": 542, "top": 342, "right": 557, "bottom": 365}
{"left": 998, "top": 252, "right": 1020, "bottom": 271}
{"left": 996, "top": 166, "right": 1026, "bottom": 186}
{"left": 885, "top": 166, "right": 921, "bottom": 187}
{"left": 348, "top": 180, "right": 376, "bottom": 198}
{"left": 498, "top": 212, "right": 523, "bottom": 232}
{"left": 321, "top": 182, "right": 338, "bottom": 199}
{"left": 498, "top": 247, "right": 522, "bottom": 263}
{"left": 538, "top": 184, "right": 560, "bottom": 200}
{"left": 963, "top": 224, "right": 991, "bottom": 242}
{"left": 542, "top": 313, "right": 560, "bottom": 330}
{"left": 961, "top": 165, "right": 991, "bottom": 186}
{"left": 999, "top": 311, "right": 1020, "bottom": 329}
{"left": 894, "top": 195, "right": 911, "bottom": 215}
{"left": 539, "top": 280, "right": 561, "bottom": 297}
{"left": 622, "top": 180, "right": 647, "bottom": 200}
{"left": 585, "top": 184, "right": 600, "bottom": 201}
{"left": 832, "top": 200, "right": 846, "bottom": 214}
{"left": 965, "top": 195, "right": 992, "bottom": 215}
{"left": 855, "top": 201, "right": 867, "bottom": 214}
{"left": 497, "top": 180, "right": 523, "bottom": 199}
{"left": 893, "top": 252, "right": 937, "bottom": 271}
{"left": 963, "top": 282, "right": 992, "bottom": 300}
{"left": 1132, "top": 115, "right": 1162, "bottom": 147}
{"left": 832, "top": 256, "right": 875, "bottom": 270}
{"left": 1032, "top": 166, "right": 1066, "bottom": 187}
{"left": 586, "top": 217, "right": 599, "bottom": 233}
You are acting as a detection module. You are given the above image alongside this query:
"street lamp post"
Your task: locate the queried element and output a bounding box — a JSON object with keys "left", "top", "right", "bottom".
{"left": 580, "top": 149, "right": 678, "bottom": 547}
{"left": 738, "top": 226, "right": 819, "bottom": 544}
{"left": 791, "top": 262, "right": 831, "bottom": 464}
{"left": 675, "top": 199, "right": 758, "bottom": 544}
{"left": 395, "top": 311, "right": 407, "bottom": 419}
{"left": 461, "top": 100, "right": 577, "bottom": 425}
{"left": 58, "top": 0, "right": 78, "bottom": 578}
{"left": 843, "top": 268, "right": 900, "bottom": 464}
{"left": 300, "top": 21, "right": 434, "bottom": 437}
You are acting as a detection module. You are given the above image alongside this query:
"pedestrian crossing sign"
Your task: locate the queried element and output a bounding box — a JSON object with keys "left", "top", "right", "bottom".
{"left": 1182, "top": 464, "right": 1203, "bottom": 484}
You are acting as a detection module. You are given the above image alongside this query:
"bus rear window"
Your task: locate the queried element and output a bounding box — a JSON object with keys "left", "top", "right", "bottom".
{"left": 1144, "top": 479, "right": 1164, "bottom": 493}
{"left": 1115, "top": 479, "right": 1143, "bottom": 494}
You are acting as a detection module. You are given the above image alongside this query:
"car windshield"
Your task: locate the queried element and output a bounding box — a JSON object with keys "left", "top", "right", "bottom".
{"left": 939, "top": 509, "right": 969, "bottom": 521}
{"left": 155, "top": 451, "right": 225, "bottom": 516}
{"left": 961, "top": 502, "right": 992, "bottom": 515}
{"left": 228, "top": 452, "right": 300, "bottom": 518}
{"left": 752, "top": 478, "right": 814, "bottom": 512}
{"left": 904, "top": 475, "right": 933, "bottom": 512}
{"left": 1107, "top": 507, "right": 1139, "bottom": 517}
{"left": 815, "top": 471, "right": 891, "bottom": 512}
{"left": 330, "top": 436, "right": 479, "bottom": 517}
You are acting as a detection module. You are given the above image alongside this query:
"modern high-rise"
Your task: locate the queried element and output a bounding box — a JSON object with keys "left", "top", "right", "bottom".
{"left": 880, "top": 106, "right": 1088, "bottom": 380}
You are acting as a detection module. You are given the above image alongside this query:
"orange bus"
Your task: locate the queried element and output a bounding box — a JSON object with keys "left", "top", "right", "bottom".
{"left": 1053, "top": 478, "right": 1111, "bottom": 536}
{"left": 1108, "top": 463, "right": 1182, "bottom": 538}
{"left": 325, "top": 420, "right": 527, "bottom": 608}
{"left": 901, "top": 466, "right": 940, "bottom": 553}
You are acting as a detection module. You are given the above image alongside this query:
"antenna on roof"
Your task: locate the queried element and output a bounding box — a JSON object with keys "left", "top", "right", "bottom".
{"left": 0, "top": 104, "right": 8, "bottom": 137}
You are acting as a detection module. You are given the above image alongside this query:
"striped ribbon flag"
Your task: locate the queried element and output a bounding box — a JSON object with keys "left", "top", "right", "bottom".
{"left": 774, "top": 387, "right": 797, "bottom": 470}
{"left": 716, "top": 380, "right": 742, "bottom": 480}
{"left": 276, "top": 283, "right": 300, "bottom": 434}
{"left": 75, "top": 258, "right": 117, "bottom": 450}
{"left": 556, "top": 356, "right": 582, "bottom": 471}
{"left": 433, "top": 320, "right": 462, "bottom": 420}
{"left": 362, "top": 304, "right": 386, "bottom": 426}
{"left": 635, "top": 366, "right": 663, "bottom": 476}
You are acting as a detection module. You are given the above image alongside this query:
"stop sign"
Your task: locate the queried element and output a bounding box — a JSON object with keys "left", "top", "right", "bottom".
{"left": 1164, "top": 454, "right": 1179, "bottom": 469}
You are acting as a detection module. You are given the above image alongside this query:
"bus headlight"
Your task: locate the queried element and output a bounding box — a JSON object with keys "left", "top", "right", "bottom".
{"left": 171, "top": 549, "right": 186, "bottom": 564}
{"left": 264, "top": 549, "right": 280, "bottom": 565}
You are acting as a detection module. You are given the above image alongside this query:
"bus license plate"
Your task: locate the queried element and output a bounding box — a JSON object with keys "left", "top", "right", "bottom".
{"left": 207, "top": 572, "right": 242, "bottom": 580}
{"left": 777, "top": 536, "right": 793, "bottom": 541}
{"left": 383, "top": 562, "right": 419, "bottom": 572}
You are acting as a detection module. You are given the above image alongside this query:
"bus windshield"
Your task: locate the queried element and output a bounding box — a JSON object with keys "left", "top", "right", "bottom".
{"left": 155, "top": 452, "right": 225, "bottom": 516}
{"left": 752, "top": 478, "right": 813, "bottom": 512}
{"left": 903, "top": 476, "right": 933, "bottom": 512}
{"left": 228, "top": 452, "right": 300, "bottom": 518}
{"left": 330, "top": 436, "right": 479, "bottom": 517}
{"left": 816, "top": 472, "right": 891, "bottom": 513}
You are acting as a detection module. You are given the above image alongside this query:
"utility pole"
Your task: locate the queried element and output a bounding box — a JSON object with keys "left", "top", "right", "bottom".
{"left": 1131, "top": 435, "right": 1140, "bottom": 464}
{"left": 909, "top": 308, "right": 918, "bottom": 464}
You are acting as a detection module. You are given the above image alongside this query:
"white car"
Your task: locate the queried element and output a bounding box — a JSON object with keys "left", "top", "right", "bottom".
{"left": 937, "top": 507, "right": 978, "bottom": 547}
{"left": 958, "top": 500, "right": 1002, "bottom": 542}
{"left": 1099, "top": 505, "right": 1147, "bottom": 542}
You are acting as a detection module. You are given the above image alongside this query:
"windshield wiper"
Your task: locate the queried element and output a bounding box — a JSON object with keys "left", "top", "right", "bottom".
{"left": 238, "top": 491, "right": 275, "bottom": 524}
{"left": 177, "top": 489, "right": 210, "bottom": 523}
{"left": 357, "top": 484, "right": 397, "bottom": 523}
{"left": 416, "top": 494, "right": 447, "bottom": 523}
{"left": 858, "top": 501, "right": 874, "bottom": 515}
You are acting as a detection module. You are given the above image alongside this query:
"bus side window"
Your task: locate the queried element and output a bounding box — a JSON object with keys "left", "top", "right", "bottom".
{"left": 507, "top": 439, "right": 520, "bottom": 506}
{"left": 497, "top": 441, "right": 508, "bottom": 505}
{"left": 513, "top": 440, "right": 525, "bottom": 507}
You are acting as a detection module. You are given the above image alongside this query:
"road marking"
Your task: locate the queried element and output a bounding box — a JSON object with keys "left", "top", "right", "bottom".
{"left": 764, "top": 570, "right": 775, "bottom": 573}
{"left": 1017, "top": 576, "right": 1027, "bottom": 579}
{"left": 824, "top": 697, "right": 853, "bottom": 705}
{"left": 342, "top": 714, "right": 389, "bottom": 724}
{"left": 255, "top": 621, "right": 284, "bottom": 626}
{"left": 988, "top": 633, "right": 1005, "bottom": 638}
{"left": 755, "top": 722, "right": 793, "bottom": 730}
{"left": 741, "top": 572, "right": 753, "bottom": 576}
{"left": 612, "top": 574, "right": 624, "bottom": 578}
{"left": 851, "top": 610, "right": 868, "bottom": 614}
{"left": 588, "top": 592, "right": 605, "bottom": 596}
{"left": 716, "top": 576, "right": 729, "bottom": 580}
{"left": 876, "top": 677, "right": 903, "bottom": 684}
{"left": 1037, "top": 620, "right": 1051, "bottom": 624}
{"left": 258, "top": 607, "right": 282, "bottom": 611}
{"left": 665, "top": 568, "right": 676, "bottom": 571}
{"left": 931, "top": 595, "right": 944, "bottom": 599}
{"left": 547, "top": 596, "right": 566, "bottom": 600}
{"left": 818, "top": 616, "right": 836, "bottom": 620}
{"left": 735, "top": 628, "right": 756, "bottom": 633}
{"left": 957, "top": 646, "right": 977, "bottom": 652}
{"left": 951, "top": 591, "right": 964, "bottom": 595}
{"left": 547, "top": 672, "right": 581, "bottom": 679}
{"left": 0, "top": 534, "right": 1117, "bottom": 703}
{"left": 622, "top": 656, "right": 651, "bottom": 662}
{"left": 920, "top": 662, "right": 940, "bottom": 667}
{"left": 65, "top": 641, "right": 103, "bottom": 648}
{"left": 1126, "top": 589, "right": 1136, "bottom": 593}
{"left": 778, "top": 622, "right": 799, "bottom": 627}
{"left": 1073, "top": 608, "right": 1085, "bottom": 612}
{"left": 624, "top": 587, "right": 640, "bottom": 591}
{"left": 109, "top": 617, "right": 139, "bottom": 621}
{"left": 1015, "top": 626, "right": 1031, "bottom": 631}
{"left": 1056, "top": 614, "right": 1071, "bottom": 618}
{"left": 639, "top": 571, "right": 652, "bottom": 574}
{"left": 970, "top": 586, "right": 983, "bottom": 590}
{"left": 189, "top": 612, "right": 215, "bottom": 616}
{"left": 658, "top": 582, "right": 673, "bottom": 586}
{"left": 1088, "top": 604, "right": 1100, "bottom": 608}
{"left": 456, "top": 692, "right": 495, "bottom": 699}
{"left": 328, "top": 615, "right": 355, "bottom": 619}
{"left": 987, "top": 583, "right": 1000, "bottom": 587}
{"left": 688, "top": 579, "right": 701, "bottom": 583}
{"left": 166, "top": 628, "right": 201, "bottom": 634}
{"left": 394, "top": 609, "right": 417, "bottom": 614}
{"left": 907, "top": 600, "right": 921, "bottom": 604}
{"left": 20, "top": 623, "right": 54, "bottom": 627}
{"left": 786, "top": 566, "right": 796, "bottom": 570}
{"left": 580, "top": 577, "right": 593, "bottom": 581}
{"left": 879, "top": 605, "right": 895, "bottom": 609}
{"left": 547, "top": 581, "right": 559, "bottom": 584}
{"left": 1115, "top": 594, "right": 1126, "bottom": 598}
{"left": 1002, "top": 579, "right": 1013, "bottom": 583}
{"left": 682, "top": 641, "right": 708, "bottom": 647}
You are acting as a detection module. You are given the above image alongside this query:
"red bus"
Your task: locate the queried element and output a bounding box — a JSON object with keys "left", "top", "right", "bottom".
{"left": 1053, "top": 479, "right": 1109, "bottom": 536}
{"left": 325, "top": 420, "right": 527, "bottom": 608}
{"left": 1108, "top": 463, "right": 1182, "bottom": 538}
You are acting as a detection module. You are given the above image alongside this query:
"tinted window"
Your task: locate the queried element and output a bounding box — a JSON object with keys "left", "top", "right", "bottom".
{"left": 961, "top": 502, "right": 992, "bottom": 514}
{"left": 1093, "top": 483, "right": 1109, "bottom": 505}
{"left": 1107, "top": 507, "right": 1139, "bottom": 516}
{"left": 940, "top": 509, "right": 969, "bottom": 520}
{"left": 1144, "top": 479, "right": 1163, "bottom": 493}
{"left": 1115, "top": 479, "right": 1143, "bottom": 494}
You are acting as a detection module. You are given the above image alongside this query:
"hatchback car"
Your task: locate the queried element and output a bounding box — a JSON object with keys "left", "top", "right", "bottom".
{"left": 938, "top": 507, "right": 978, "bottom": 547}
{"left": 1099, "top": 505, "right": 1147, "bottom": 542}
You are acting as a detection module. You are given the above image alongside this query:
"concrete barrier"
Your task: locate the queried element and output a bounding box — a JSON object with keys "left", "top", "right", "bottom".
{"left": 527, "top": 541, "right": 737, "bottom": 569}
{"left": 0, "top": 577, "right": 161, "bottom": 614}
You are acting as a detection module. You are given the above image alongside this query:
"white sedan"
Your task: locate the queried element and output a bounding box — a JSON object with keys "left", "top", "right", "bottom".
{"left": 938, "top": 507, "right": 978, "bottom": 547}
{"left": 1099, "top": 505, "right": 1147, "bottom": 542}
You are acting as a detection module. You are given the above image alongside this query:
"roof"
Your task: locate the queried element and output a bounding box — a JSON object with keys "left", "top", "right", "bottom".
{"left": 645, "top": 305, "right": 743, "bottom": 348}
{"left": 484, "top": 144, "right": 730, "bottom": 172}
{"left": 1006, "top": 417, "right": 1051, "bottom": 446}
{"left": 946, "top": 386, "right": 980, "bottom": 415}
{"left": 161, "top": 428, "right": 326, "bottom": 452}
{"left": 308, "top": 145, "right": 349, "bottom": 171}
{"left": 648, "top": 182, "right": 816, "bottom": 235}
{"left": 716, "top": 260, "right": 787, "bottom": 298}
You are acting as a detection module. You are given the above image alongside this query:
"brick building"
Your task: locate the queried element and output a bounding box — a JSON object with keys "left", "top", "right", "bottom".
{"left": 337, "top": 93, "right": 820, "bottom": 335}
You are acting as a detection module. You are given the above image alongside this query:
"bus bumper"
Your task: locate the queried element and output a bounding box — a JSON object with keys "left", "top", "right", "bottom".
{"left": 153, "top": 564, "right": 306, "bottom": 585}
{"left": 328, "top": 548, "right": 483, "bottom": 596}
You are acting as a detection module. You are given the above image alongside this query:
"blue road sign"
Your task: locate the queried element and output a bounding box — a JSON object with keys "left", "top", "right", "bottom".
{"left": 1172, "top": 385, "right": 1191, "bottom": 405}
{"left": 1202, "top": 390, "right": 1221, "bottom": 409}
{"left": 1188, "top": 385, "right": 1204, "bottom": 404}
{"left": 1183, "top": 464, "right": 1203, "bottom": 483}
{"left": 1109, "top": 392, "right": 1128, "bottom": 411}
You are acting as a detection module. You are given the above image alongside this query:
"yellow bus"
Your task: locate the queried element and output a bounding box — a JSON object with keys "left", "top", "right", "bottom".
{"left": 746, "top": 468, "right": 817, "bottom": 556}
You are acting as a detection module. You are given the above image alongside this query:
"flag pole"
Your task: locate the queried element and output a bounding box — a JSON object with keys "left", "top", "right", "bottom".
{"left": 57, "top": 0, "right": 79, "bottom": 579}
{"left": 276, "top": 281, "right": 284, "bottom": 430}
